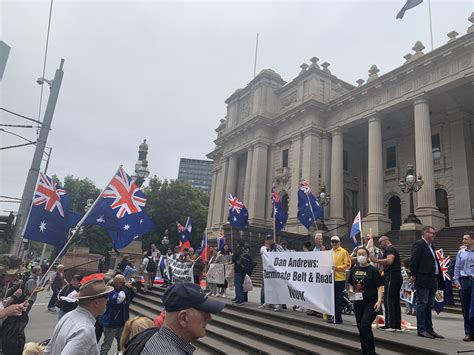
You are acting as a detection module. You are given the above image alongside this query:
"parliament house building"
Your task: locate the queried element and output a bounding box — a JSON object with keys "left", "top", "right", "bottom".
{"left": 206, "top": 15, "right": 474, "bottom": 238}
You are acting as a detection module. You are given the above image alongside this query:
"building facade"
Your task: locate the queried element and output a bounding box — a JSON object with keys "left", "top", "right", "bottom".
{"left": 177, "top": 158, "right": 213, "bottom": 191}
{"left": 207, "top": 16, "right": 474, "bottom": 237}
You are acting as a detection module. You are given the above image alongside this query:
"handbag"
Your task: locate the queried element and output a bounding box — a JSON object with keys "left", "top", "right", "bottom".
{"left": 243, "top": 274, "right": 253, "bottom": 292}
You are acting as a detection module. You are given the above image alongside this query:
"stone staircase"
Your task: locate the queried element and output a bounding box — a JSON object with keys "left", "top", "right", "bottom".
{"left": 129, "top": 286, "right": 468, "bottom": 354}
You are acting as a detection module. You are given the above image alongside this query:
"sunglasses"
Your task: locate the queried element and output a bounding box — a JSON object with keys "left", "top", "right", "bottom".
{"left": 331, "top": 240, "right": 339, "bottom": 243}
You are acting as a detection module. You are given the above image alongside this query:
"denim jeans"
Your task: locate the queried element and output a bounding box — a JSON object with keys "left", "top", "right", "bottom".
{"left": 415, "top": 283, "right": 437, "bottom": 332}
{"left": 47, "top": 287, "right": 60, "bottom": 309}
{"left": 460, "top": 277, "right": 474, "bottom": 336}
{"left": 234, "top": 272, "right": 245, "bottom": 303}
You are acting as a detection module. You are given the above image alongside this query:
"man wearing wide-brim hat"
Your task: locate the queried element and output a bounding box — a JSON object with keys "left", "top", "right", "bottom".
{"left": 44, "top": 279, "right": 113, "bottom": 355}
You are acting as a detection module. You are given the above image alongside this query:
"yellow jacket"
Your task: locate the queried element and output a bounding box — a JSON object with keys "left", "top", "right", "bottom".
{"left": 332, "top": 246, "right": 351, "bottom": 281}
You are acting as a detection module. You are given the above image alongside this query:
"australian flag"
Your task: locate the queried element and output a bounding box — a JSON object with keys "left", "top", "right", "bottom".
{"left": 434, "top": 249, "right": 454, "bottom": 314}
{"left": 272, "top": 185, "right": 287, "bottom": 232}
{"left": 24, "top": 173, "right": 78, "bottom": 247}
{"left": 349, "top": 211, "right": 362, "bottom": 247}
{"left": 228, "top": 194, "right": 248, "bottom": 229}
{"left": 396, "top": 0, "right": 423, "bottom": 19}
{"left": 217, "top": 229, "right": 226, "bottom": 251}
{"left": 178, "top": 216, "right": 192, "bottom": 252}
{"left": 297, "top": 180, "right": 323, "bottom": 230}
{"left": 83, "top": 167, "right": 155, "bottom": 250}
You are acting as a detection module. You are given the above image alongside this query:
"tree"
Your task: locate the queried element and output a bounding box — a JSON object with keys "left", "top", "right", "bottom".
{"left": 142, "top": 177, "right": 209, "bottom": 250}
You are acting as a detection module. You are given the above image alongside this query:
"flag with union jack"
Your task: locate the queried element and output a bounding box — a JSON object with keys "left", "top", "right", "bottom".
{"left": 84, "top": 167, "right": 155, "bottom": 249}
{"left": 177, "top": 217, "right": 192, "bottom": 252}
{"left": 217, "top": 229, "right": 226, "bottom": 251}
{"left": 24, "top": 173, "right": 78, "bottom": 247}
{"left": 297, "top": 180, "right": 323, "bottom": 230}
{"left": 271, "top": 185, "right": 287, "bottom": 232}
{"left": 433, "top": 248, "right": 454, "bottom": 314}
{"left": 228, "top": 194, "right": 248, "bottom": 229}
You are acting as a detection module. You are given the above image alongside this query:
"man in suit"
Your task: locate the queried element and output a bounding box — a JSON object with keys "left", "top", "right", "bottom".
{"left": 410, "top": 225, "right": 445, "bottom": 339}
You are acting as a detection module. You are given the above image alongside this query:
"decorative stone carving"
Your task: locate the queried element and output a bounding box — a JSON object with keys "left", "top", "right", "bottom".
{"left": 299, "top": 63, "right": 309, "bottom": 75}
{"left": 309, "top": 57, "right": 320, "bottom": 69}
{"left": 281, "top": 91, "right": 297, "bottom": 107}
{"left": 403, "top": 53, "right": 413, "bottom": 64}
{"left": 367, "top": 64, "right": 379, "bottom": 83}
{"left": 274, "top": 167, "right": 291, "bottom": 188}
{"left": 447, "top": 30, "right": 459, "bottom": 43}
{"left": 468, "top": 12, "right": 474, "bottom": 34}
{"left": 356, "top": 79, "right": 365, "bottom": 87}
{"left": 412, "top": 41, "right": 425, "bottom": 59}
{"left": 239, "top": 96, "right": 250, "bottom": 118}
{"left": 321, "top": 62, "right": 331, "bottom": 74}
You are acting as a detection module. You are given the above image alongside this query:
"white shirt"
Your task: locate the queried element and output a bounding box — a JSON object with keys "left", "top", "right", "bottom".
{"left": 44, "top": 306, "right": 99, "bottom": 355}
{"left": 260, "top": 246, "right": 268, "bottom": 255}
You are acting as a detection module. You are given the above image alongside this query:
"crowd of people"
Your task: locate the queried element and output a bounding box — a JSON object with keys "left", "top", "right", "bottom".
{"left": 0, "top": 227, "right": 472, "bottom": 355}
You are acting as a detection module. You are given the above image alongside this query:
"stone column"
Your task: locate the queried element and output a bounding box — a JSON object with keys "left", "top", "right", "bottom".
{"left": 243, "top": 146, "right": 254, "bottom": 206}
{"left": 448, "top": 109, "right": 474, "bottom": 226}
{"left": 288, "top": 134, "right": 303, "bottom": 223}
{"left": 329, "top": 128, "right": 345, "bottom": 224}
{"left": 320, "top": 131, "right": 332, "bottom": 218}
{"left": 207, "top": 168, "right": 217, "bottom": 228}
{"left": 413, "top": 97, "right": 445, "bottom": 229}
{"left": 301, "top": 128, "right": 321, "bottom": 191}
{"left": 248, "top": 142, "right": 268, "bottom": 224}
{"left": 223, "top": 155, "right": 237, "bottom": 222}
{"left": 216, "top": 158, "right": 229, "bottom": 225}
{"left": 363, "top": 115, "right": 391, "bottom": 236}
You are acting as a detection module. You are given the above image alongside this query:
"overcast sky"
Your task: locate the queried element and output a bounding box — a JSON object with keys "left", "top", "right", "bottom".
{"left": 1, "top": 0, "right": 472, "bottom": 213}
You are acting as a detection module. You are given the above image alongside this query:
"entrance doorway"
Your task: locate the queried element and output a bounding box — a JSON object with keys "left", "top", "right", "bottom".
{"left": 435, "top": 188, "right": 450, "bottom": 227}
{"left": 388, "top": 196, "right": 401, "bottom": 231}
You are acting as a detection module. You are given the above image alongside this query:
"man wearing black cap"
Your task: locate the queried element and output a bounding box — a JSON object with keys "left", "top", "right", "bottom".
{"left": 141, "top": 282, "right": 225, "bottom": 354}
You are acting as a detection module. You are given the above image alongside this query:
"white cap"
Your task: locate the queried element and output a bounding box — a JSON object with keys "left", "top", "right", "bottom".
{"left": 330, "top": 236, "right": 340, "bottom": 242}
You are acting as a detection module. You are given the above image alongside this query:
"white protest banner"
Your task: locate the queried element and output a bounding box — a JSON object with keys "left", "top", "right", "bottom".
{"left": 172, "top": 261, "right": 194, "bottom": 283}
{"left": 262, "top": 251, "right": 335, "bottom": 315}
{"left": 207, "top": 264, "right": 225, "bottom": 284}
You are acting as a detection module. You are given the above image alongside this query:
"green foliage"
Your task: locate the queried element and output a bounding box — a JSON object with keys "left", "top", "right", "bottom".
{"left": 142, "top": 177, "right": 209, "bottom": 250}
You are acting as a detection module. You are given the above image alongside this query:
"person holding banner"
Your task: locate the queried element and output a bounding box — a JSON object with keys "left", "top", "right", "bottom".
{"left": 348, "top": 247, "right": 383, "bottom": 355}
{"left": 330, "top": 236, "right": 351, "bottom": 324}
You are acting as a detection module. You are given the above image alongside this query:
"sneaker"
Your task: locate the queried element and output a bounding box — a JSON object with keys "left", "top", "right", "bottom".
{"left": 48, "top": 308, "right": 56, "bottom": 313}
{"left": 220, "top": 294, "right": 227, "bottom": 298}
{"left": 273, "top": 306, "right": 282, "bottom": 312}
{"left": 258, "top": 304, "right": 271, "bottom": 309}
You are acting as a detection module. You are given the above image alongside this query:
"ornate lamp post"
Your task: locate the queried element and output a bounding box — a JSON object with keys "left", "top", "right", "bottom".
{"left": 133, "top": 139, "right": 150, "bottom": 188}
{"left": 161, "top": 229, "right": 169, "bottom": 254}
{"left": 317, "top": 185, "right": 330, "bottom": 231}
{"left": 399, "top": 164, "right": 424, "bottom": 224}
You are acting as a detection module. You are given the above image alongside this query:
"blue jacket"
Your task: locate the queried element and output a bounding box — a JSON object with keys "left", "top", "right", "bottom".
{"left": 102, "top": 286, "right": 131, "bottom": 328}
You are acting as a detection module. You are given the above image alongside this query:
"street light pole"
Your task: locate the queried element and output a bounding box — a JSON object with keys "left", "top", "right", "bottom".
{"left": 317, "top": 185, "right": 330, "bottom": 231}
{"left": 399, "top": 164, "right": 424, "bottom": 224}
{"left": 10, "top": 59, "right": 65, "bottom": 255}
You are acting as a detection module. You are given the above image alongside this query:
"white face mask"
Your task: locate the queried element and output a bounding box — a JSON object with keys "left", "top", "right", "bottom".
{"left": 357, "top": 255, "right": 368, "bottom": 265}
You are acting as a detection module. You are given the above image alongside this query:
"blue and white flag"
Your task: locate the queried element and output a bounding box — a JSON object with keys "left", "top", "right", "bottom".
{"left": 24, "top": 173, "right": 78, "bottom": 247}
{"left": 396, "top": 0, "right": 423, "bottom": 19}
{"left": 297, "top": 180, "right": 323, "bottom": 230}
{"left": 84, "top": 167, "right": 155, "bottom": 250}
{"left": 349, "top": 211, "right": 362, "bottom": 246}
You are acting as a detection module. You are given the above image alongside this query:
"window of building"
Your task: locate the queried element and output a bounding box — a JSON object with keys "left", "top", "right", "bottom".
{"left": 343, "top": 150, "right": 348, "bottom": 171}
{"left": 282, "top": 149, "right": 289, "bottom": 168}
{"left": 432, "top": 133, "right": 441, "bottom": 165}
{"left": 386, "top": 146, "right": 396, "bottom": 169}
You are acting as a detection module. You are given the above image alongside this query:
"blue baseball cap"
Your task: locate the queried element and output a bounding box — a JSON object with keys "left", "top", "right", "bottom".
{"left": 162, "top": 283, "right": 225, "bottom": 313}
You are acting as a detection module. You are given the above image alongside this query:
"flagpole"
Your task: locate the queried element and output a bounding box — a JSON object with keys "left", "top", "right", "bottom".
{"left": 306, "top": 193, "right": 320, "bottom": 232}
{"left": 428, "top": 0, "right": 434, "bottom": 50}
{"left": 359, "top": 213, "right": 364, "bottom": 246}
{"left": 33, "top": 165, "right": 122, "bottom": 295}
{"left": 273, "top": 213, "right": 276, "bottom": 243}
{"left": 230, "top": 225, "right": 234, "bottom": 250}
{"left": 253, "top": 33, "right": 259, "bottom": 78}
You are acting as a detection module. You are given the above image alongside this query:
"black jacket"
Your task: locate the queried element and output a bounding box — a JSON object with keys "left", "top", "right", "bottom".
{"left": 410, "top": 239, "right": 444, "bottom": 289}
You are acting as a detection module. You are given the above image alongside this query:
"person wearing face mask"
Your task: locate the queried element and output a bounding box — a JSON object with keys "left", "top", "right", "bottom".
{"left": 370, "top": 236, "right": 402, "bottom": 331}
{"left": 349, "top": 247, "right": 383, "bottom": 355}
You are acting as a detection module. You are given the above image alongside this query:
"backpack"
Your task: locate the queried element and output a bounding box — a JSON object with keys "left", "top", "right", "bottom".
{"left": 146, "top": 257, "right": 157, "bottom": 273}
{"left": 124, "top": 327, "right": 160, "bottom": 355}
{"left": 238, "top": 252, "right": 254, "bottom": 276}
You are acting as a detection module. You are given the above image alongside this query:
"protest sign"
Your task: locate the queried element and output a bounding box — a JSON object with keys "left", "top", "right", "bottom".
{"left": 172, "top": 261, "right": 194, "bottom": 283}
{"left": 207, "top": 263, "right": 225, "bottom": 284}
{"left": 400, "top": 288, "right": 415, "bottom": 304}
{"left": 262, "top": 251, "right": 334, "bottom": 315}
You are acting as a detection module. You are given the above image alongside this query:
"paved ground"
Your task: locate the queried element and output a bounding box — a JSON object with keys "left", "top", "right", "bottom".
{"left": 25, "top": 285, "right": 469, "bottom": 354}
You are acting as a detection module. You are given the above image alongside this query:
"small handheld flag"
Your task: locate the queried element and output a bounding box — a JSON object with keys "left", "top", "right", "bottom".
{"left": 297, "top": 180, "right": 323, "bottom": 230}
{"left": 178, "top": 217, "right": 192, "bottom": 252}
{"left": 272, "top": 185, "right": 287, "bottom": 232}
{"left": 433, "top": 249, "right": 453, "bottom": 314}
{"left": 349, "top": 212, "right": 362, "bottom": 247}
{"left": 217, "top": 229, "right": 226, "bottom": 251}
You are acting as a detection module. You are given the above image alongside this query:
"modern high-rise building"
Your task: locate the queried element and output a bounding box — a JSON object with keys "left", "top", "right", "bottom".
{"left": 177, "top": 158, "right": 213, "bottom": 191}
